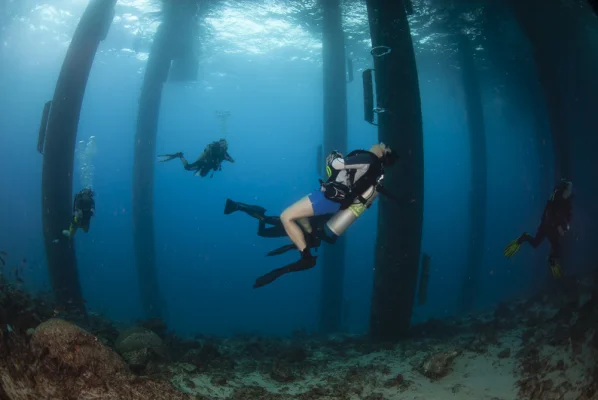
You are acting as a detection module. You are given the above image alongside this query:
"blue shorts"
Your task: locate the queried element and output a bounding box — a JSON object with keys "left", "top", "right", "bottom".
{"left": 308, "top": 190, "right": 342, "bottom": 216}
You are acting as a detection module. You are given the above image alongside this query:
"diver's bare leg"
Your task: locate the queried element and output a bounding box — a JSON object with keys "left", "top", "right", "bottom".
{"left": 280, "top": 196, "right": 315, "bottom": 252}
{"left": 297, "top": 217, "right": 312, "bottom": 234}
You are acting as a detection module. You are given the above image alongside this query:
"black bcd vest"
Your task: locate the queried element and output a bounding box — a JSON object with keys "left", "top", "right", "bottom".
{"left": 320, "top": 150, "right": 383, "bottom": 206}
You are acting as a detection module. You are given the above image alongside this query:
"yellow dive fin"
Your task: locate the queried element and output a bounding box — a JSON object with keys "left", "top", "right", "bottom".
{"left": 503, "top": 239, "right": 521, "bottom": 258}
{"left": 550, "top": 262, "right": 563, "bottom": 279}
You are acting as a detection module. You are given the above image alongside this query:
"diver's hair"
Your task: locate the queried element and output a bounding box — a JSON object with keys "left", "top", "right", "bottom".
{"left": 370, "top": 143, "right": 390, "bottom": 158}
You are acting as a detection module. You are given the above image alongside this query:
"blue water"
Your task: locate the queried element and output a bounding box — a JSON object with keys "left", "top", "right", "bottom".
{"left": 0, "top": 1, "right": 555, "bottom": 338}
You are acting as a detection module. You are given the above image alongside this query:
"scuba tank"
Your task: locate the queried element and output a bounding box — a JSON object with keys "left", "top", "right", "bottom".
{"left": 326, "top": 184, "right": 379, "bottom": 237}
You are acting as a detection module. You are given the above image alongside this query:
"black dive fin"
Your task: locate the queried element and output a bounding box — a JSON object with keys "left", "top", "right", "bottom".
{"left": 253, "top": 266, "right": 289, "bottom": 288}
{"left": 267, "top": 244, "right": 297, "bottom": 257}
{"left": 253, "top": 256, "right": 317, "bottom": 288}
{"left": 158, "top": 152, "right": 183, "bottom": 162}
{"left": 224, "top": 199, "right": 238, "bottom": 215}
{"left": 251, "top": 205, "right": 267, "bottom": 216}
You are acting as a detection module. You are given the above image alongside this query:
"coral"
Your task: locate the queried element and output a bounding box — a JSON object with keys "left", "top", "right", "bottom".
{"left": 0, "top": 319, "right": 194, "bottom": 400}
{"left": 115, "top": 326, "right": 165, "bottom": 371}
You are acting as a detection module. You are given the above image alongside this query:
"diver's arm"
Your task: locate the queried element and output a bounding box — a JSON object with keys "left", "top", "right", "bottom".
{"left": 90, "top": 198, "right": 95, "bottom": 216}
{"left": 376, "top": 185, "right": 404, "bottom": 205}
{"left": 224, "top": 151, "right": 235, "bottom": 163}
{"left": 330, "top": 153, "right": 373, "bottom": 170}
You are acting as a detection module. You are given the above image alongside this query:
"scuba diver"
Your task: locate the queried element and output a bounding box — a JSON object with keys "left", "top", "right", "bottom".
{"left": 62, "top": 187, "right": 95, "bottom": 238}
{"left": 158, "top": 138, "right": 234, "bottom": 178}
{"left": 252, "top": 143, "right": 398, "bottom": 289}
{"left": 224, "top": 198, "right": 333, "bottom": 256}
{"left": 504, "top": 179, "right": 573, "bottom": 279}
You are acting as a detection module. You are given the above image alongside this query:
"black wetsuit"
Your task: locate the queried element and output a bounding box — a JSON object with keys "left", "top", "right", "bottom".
{"left": 518, "top": 189, "right": 572, "bottom": 264}
{"left": 178, "top": 141, "right": 234, "bottom": 177}
{"left": 69, "top": 190, "right": 95, "bottom": 234}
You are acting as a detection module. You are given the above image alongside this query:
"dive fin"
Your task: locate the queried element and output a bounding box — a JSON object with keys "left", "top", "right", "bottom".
{"left": 267, "top": 244, "right": 297, "bottom": 257}
{"left": 157, "top": 152, "right": 183, "bottom": 162}
{"left": 224, "top": 199, "right": 239, "bottom": 215}
{"left": 551, "top": 263, "right": 563, "bottom": 279}
{"left": 250, "top": 205, "right": 267, "bottom": 216}
{"left": 503, "top": 238, "right": 522, "bottom": 258}
{"left": 253, "top": 256, "right": 317, "bottom": 288}
{"left": 549, "top": 258, "right": 563, "bottom": 279}
{"left": 225, "top": 200, "right": 267, "bottom": 218}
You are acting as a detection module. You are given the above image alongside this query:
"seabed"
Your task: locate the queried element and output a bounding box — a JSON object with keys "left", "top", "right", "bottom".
{"left": 1, "top": 272, "right": 597, "bottom": 400}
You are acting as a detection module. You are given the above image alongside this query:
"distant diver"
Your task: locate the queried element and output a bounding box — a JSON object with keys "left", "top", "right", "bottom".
{"left": 224, "top": 198, "right": 333, "bottom": 256}
{"left": 504, "top": 179, "right": 573, "bottom": 279}
{"left": 158, "top": 138, "right": 234, "bottom": 178}
{"left": 62, "top": 187, "right": 95, "bottom": 238}
{"left": 252, "top": 143, "right": 398, "bottom": 289}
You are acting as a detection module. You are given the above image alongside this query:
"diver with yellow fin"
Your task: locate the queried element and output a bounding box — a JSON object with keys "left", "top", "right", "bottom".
{"left": 253, "top": 143, "right": 398, "bottom": 288}
{"left": 504, "top": 179, "right": 573, "bottom": 278}
{"left": 62, "top": 187, "right": 95, "bottom": 238}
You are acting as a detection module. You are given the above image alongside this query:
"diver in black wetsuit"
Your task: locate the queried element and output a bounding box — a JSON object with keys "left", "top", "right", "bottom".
{"left": 224, "top": 198, "right": 332, "bottom": 256}
{"left": 158, "top": 138, "right": 234, "bottom": 178}
{"left": 62, "top": 187, "right": 95, "bottom": 238}
{"left": 504, "top": 179, "right": 573, "bottom": 278}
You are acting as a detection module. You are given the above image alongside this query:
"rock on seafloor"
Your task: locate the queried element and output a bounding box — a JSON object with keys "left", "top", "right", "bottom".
{"left": 0, "top": 319, "right": 194, "bottom": 400}
{"left": 115, "top": 326, "right": 165, "bottom": 370}
{"left": 417, "top": 349, "right": 461, "bottom": 380}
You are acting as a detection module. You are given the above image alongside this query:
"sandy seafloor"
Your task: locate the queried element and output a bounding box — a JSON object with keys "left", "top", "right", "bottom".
{"left": 1, "top": 273, "right": 597, "bottom": 400}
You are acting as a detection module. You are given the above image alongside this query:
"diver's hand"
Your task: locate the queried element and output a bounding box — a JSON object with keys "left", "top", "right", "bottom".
{"left": 557, "top": 226, "right": 565, "bottom": 236}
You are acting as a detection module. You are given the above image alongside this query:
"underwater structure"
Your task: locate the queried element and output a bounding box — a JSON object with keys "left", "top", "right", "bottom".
{"left": 40, "top": 0, "right": 116, "bottom": 312}
{"left": 319, "top": 0, "right": 348, "bottom": 334}
{"left": 509, "top": 1, "right": 573, "bottom": 182}
{"left": 508, "top": 0, "right": 598, "bottom": 267}
{"left": 455, "top": 31, "right": 488, "bottom": 313}
{"left": 481, "top": 1, "right": 551, "bottom": 196}
{"left": 365, "top": 0, "right": 424, "bottom": 340}
{"left": 132, "top": 0, "right": 201, "bottom": 319}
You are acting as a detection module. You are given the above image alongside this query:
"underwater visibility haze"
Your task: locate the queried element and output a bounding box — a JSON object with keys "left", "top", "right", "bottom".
{"left": 1, "top": 0, "right": 598, "bottom": 398}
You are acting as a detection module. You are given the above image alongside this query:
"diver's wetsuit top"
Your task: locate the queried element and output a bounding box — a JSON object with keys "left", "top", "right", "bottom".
{"left": 74, "top": 192, "right": 95, "bottom": 222}
{"left": 541, "top": 194, "right": 572, "bottom": 230}
{"left": 322, "top": 150, "right": 383, "bottom": 208}
{"left": 179, "top": 142, "right": 234, "bottom": 177}
{"left": 329, "top": 151, "right": 379, "bottom": 188}
{"left": 519, "top": 189, "right": 572, "bottom": 261}
{"left": 192, "top": 142, "right": 234, "bottom": 175}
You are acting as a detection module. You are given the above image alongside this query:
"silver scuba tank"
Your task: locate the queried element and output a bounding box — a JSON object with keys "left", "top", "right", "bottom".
{"left": 326, "top": 185, "right": 379, "bottom": 237}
